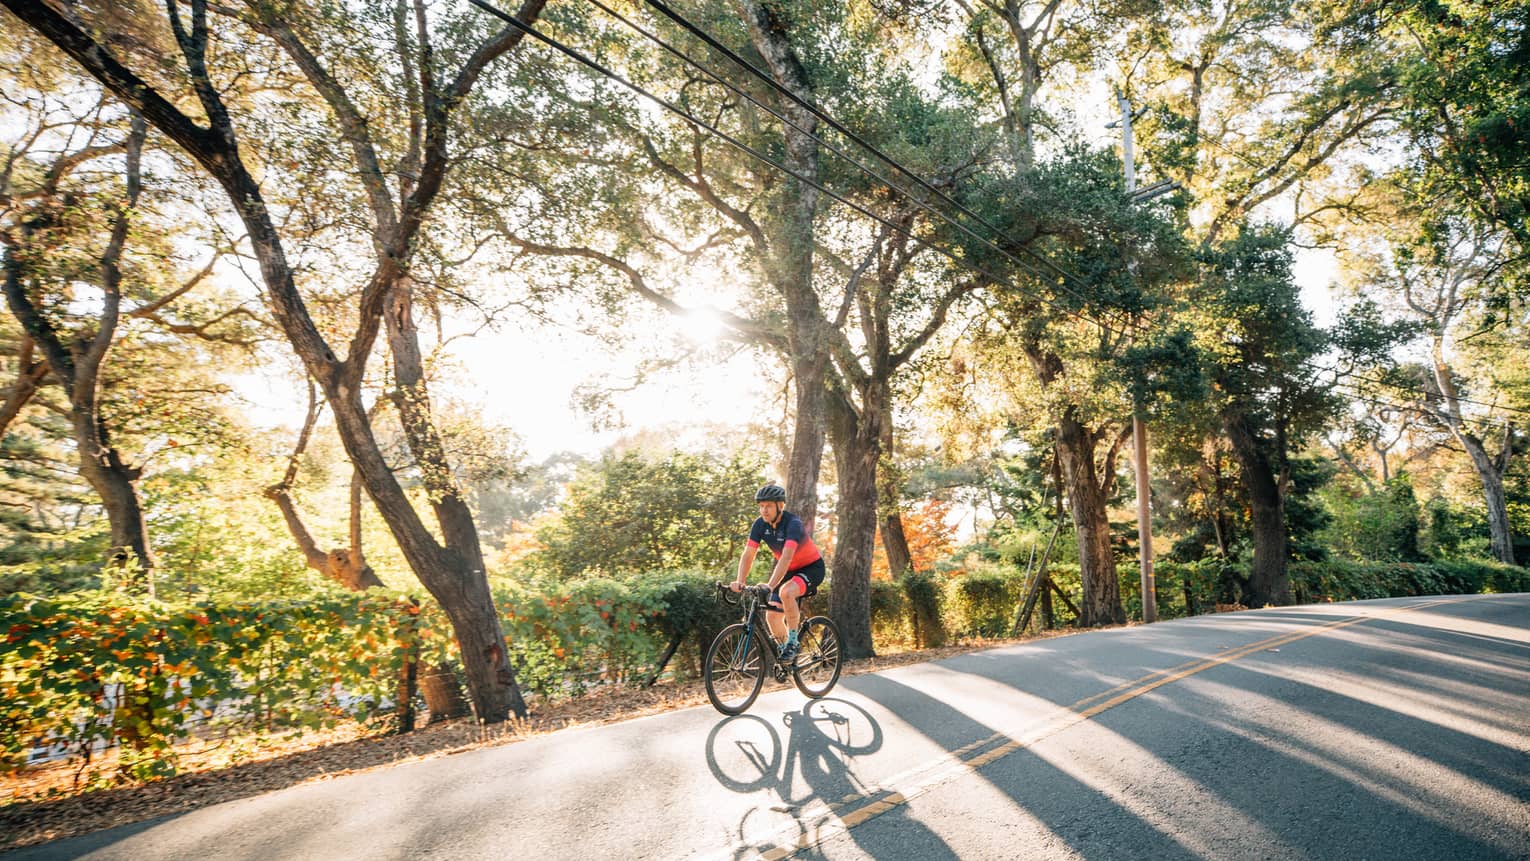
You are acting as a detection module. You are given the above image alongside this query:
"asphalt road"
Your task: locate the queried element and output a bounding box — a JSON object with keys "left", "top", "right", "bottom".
{"left": 7, "top": 593, "right": 1528, "bottom": 860}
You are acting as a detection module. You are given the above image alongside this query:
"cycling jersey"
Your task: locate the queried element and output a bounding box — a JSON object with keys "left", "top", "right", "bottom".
{"left": 746, "top": 510, "right": 822, "bottom": 572}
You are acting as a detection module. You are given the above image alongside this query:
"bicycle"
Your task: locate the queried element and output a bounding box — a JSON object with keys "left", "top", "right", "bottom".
{"left": 704, "top": 583, "right": 843, "bottom": 715}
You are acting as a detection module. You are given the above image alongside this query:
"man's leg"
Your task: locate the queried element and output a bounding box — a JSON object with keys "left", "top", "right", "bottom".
{"left": 778, "top": 579, "right": 804, "bottom": 659}
{"left": 765, "top": 601, "right": 788, "bottom": 644}
{"left": 779, "top": 579, "right": 803, "bottom": 633}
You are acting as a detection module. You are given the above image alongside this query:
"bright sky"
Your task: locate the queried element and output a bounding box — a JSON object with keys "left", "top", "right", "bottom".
{"left": 232, "top": 295, "right": 774, "bottom": 461}
{"left": 442, "top": 316, "right": 770, "bottom": 459}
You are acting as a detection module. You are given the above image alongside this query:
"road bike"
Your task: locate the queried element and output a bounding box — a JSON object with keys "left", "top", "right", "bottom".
{"left": 704, "top": 583, "right": 843, "bottom": 715}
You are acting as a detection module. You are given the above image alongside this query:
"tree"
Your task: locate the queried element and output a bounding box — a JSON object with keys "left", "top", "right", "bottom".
{"left": 535, "top": 449, "right": 766, "bottom": 578}
{"left": 1190, "top": 225, "right": 1342, "bottom": 605}
{"left": 1122, "top": 0, "right": 1397, "bottom": 243}
{"left": 1368, "top": 0, "right": 1530, "bottom": 255}
{"left": 1, "top": 111, "right": 154, "bottom": 586}
{"left": 0, "top": 0, "right": 554, "bottom": 721}
{"left": 1380, "top": 219, "right": 1526, "bottom": 564}
{"left": 951, "top": 150, "right": 1188, "bottom": 626}
{"left": 474, "top": 0, "right": 994, "bottom": 655}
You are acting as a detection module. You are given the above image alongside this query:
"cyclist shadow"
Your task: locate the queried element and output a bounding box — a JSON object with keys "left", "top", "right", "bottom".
{"left": 706, "top": 697, "right": 887, "bottom": 856}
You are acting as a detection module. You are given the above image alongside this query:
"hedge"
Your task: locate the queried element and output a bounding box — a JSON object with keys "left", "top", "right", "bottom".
{"left": 1, "top": 592, "right": 416, "bottom": 781}
{"left": 1290, "top": 558, "right": 1530, "bottom": 603}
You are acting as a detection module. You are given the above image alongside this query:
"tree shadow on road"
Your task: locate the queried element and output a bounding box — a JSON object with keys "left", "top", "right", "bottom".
{"left": 841, "top": 598, "right": 1530, "bottom": 859}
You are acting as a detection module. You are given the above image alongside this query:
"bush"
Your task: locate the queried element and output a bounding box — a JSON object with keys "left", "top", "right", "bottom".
{"left": 868, "top": 579, "right": 909, "bottom": 647}
{"left": 901, "top": 571, "right": 946, "bottom": 648}
{"left": 1, "top": 590, "right": 414, "bottom": 781}
{"left": 1132, "top": 558, "right": 1245, "bottom": 619}
{"left": 1289, "top": 559, "right": 1529, "bottom": 603}
{"left": 943, "top": 568, "right": 1024, "bottom": 638}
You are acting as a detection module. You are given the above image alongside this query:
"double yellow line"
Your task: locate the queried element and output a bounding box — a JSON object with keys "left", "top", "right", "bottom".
{"left": 744, "top": 596, "right": 1471, "bottom": 861}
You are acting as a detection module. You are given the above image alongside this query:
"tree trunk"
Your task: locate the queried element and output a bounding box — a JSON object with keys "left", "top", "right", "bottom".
{"left": 384, "top": 278, "right": 524, "bottom": 722}
{"left": 881, "top": 510, "right": 913, "bottom": 580}
{"left": 879, "top": 419, "right": 913, "bottom": 578}
{"left": 1458, "top": 433, "right": 1516, "bottom": 566}
{"left": 75, "top": 419, "right": 152, "bottom": 574}
{"left": 1225, "top": 414, "right": 1292, "bottom": 606}
{"left": 1055, "top": 413, "right": 1126, "bottom": 627}
{"left": 419, "top": 663, "right": 470, "bottom": 722}
{"left": 826, "top": 382, "right": 882, "bottom": 660}
{"left": 1431, "top": 329, "right": 1517, "bottom": 565}
{"left": 786, "top": 353, "right": 828, "bottom": 526}
{"left": 741, "top": 0, "right": 827, "bottom": 529}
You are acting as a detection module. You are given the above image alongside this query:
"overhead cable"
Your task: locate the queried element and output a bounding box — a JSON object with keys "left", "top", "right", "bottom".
{"left": 463, "top": 0, "right": 1133, "bottom": 338}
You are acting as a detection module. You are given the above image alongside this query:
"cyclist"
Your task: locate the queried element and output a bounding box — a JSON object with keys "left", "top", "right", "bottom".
{"left": 730, "top": 483, "right": 825, "bottom": 662}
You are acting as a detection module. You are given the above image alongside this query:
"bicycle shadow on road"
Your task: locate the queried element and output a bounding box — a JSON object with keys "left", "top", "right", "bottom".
{"left": 703, "top": 698, "right": 959, "bottom": 859}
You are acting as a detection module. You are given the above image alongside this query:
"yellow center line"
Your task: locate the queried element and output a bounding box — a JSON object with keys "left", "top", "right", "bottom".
{"left": 734, "top": 596, "right": 1473, "bottom": 861}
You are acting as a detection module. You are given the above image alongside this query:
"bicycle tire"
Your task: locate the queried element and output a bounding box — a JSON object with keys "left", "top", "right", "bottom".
{"left": 704, "top": 622, "right": 769, "bottom": 715}
{"left": 791, "top": 615, "right": 843, "bottom": 698}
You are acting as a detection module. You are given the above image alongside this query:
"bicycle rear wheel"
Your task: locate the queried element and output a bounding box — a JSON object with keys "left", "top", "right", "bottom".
{"left": 792, "top": 616, "right": 842, "bottom": 698}
{"left": 704, "top": 623, "right": 769, "bottom": 715}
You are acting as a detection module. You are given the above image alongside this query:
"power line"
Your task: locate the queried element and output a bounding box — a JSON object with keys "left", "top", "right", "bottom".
{"left": 1325, "top": 368, "right": 1530, "bottom": 420}
{"left": 632, "top": 0, "right": 1119, "bottom": 314}
{"left": 614, "top": 0, "right": 1527, "bottom": 426}
{"left": 463, "top": 0, "right": 1139, "bottom": 340}
{"left": 582, "top": 0, "right": 1118, "bottom": 322}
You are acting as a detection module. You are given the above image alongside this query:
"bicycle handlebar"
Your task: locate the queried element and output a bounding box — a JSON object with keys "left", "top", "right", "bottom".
{"left": 715, "top": 582, "right": 772, "bottom": 605}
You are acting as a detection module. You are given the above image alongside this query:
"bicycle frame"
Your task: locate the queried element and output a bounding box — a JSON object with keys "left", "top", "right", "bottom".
{"left": 726, "top": 585, "right": 795, "bottom": 681}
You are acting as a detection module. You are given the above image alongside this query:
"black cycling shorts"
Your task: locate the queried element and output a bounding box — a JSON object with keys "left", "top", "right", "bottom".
{"left": 766, "top": 558, "right": 826, "bottom": 612}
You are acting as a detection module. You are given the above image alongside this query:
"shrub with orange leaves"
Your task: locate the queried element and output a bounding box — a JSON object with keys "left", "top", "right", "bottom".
{"left": 872, "top": 498, "right": 960, "bottom": 580}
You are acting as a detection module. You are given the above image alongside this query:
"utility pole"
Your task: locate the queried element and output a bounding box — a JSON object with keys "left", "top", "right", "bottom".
{"left": 1114, "top": 89, "right": 1158, "bottom": 623}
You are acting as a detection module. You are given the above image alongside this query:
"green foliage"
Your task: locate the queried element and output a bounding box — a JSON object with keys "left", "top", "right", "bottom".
{"left": 1119, "top": 557, "right": 1248, "bottom": 620}
{"left": 1285, "top": 455, "right": 1337, "bottom": 563}
{"left": 865, "top": 571, "right": 950, "bottom": 650}
{"left": 1419, "top": 495, "right": 1493, "bottom": 560}
{"left": 498, "top": 575, "right": 666, "bottom": 697}
{"left": 942, "top": 568, "right": 1025, "bottom": 638}
{"left": 1376, "top": 0, "right": 1530, "bottom": 254}
{"left": 868, "top": 579, "right": 909, "bottom": 648}
{"left": 901, "top": 571, "right": 947, "bottom": 648}
{"left": 495, "top": 571, "right": 744, "bottom": 696}
{"left": 1319, "top": 475, "right": 1425, "bottom": 562}
{"left": 534, "top": 451, "right": 767, "bottom": 579}
{"left": 0, "top": 590, "right": 416, "bottom": 781}
{"left": 1191, "top": 225, "right": 1339, "bottom": 438}
{"left": 1289, "top": 558, "right": 1530, "bottom": 603}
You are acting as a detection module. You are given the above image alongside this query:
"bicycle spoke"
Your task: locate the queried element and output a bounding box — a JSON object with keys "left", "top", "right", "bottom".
{"left": 791, "top": 617, "right": 842, "bottom": 698}
{"left": 705, "top": 625, "right": 766, "bottom": 714}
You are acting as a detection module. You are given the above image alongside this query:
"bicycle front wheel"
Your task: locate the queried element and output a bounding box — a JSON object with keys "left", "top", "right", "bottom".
{"left": 792, "top": 616, "right": 842, "bottom": 698}
{"left": 704, "top": 623, "right": 769, "bottom": 715}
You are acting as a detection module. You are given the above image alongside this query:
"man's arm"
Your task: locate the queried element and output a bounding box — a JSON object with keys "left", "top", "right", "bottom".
{"left": 733, "top": 543, "right": 759, "bottom": 590}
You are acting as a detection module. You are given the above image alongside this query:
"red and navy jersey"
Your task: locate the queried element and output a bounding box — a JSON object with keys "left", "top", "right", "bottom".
{"left": 747, "top": 510, "right": 822, "bottom": 572}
